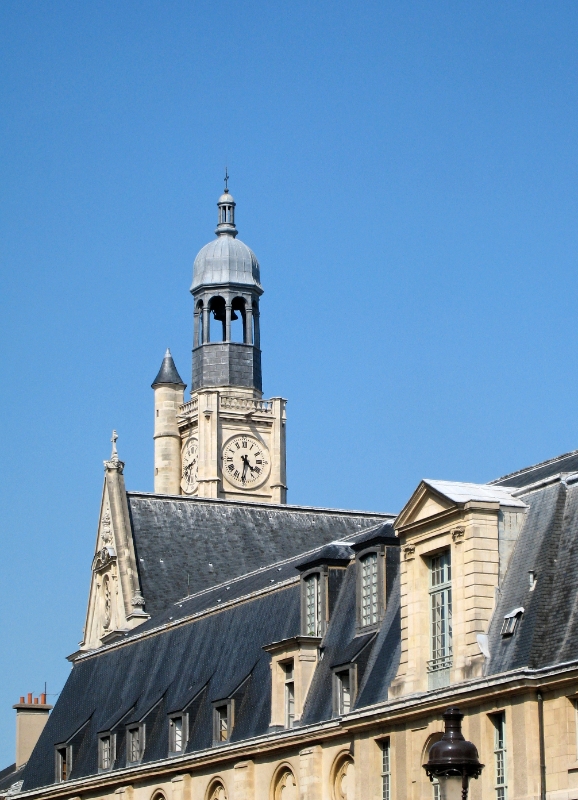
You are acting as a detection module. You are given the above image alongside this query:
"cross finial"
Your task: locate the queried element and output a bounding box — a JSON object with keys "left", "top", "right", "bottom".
{"left": 224, "top": 167, "right": 229, "bottom": 192}
{"left": 111, "top": 430, "right": 118, "bottom": 458}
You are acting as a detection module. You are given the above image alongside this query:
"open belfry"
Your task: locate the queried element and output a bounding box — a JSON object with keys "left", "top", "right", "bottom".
{"left": 6, "top": 182, "right": 578, "bottom": 800}
{"left": 152, "top": 182, "right": 286, "bottom": 503}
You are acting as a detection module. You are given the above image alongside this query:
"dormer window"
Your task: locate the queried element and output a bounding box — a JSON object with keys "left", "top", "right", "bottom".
{"left": 283, "top": 660, "right": 295, "bottom": 728}
{"left": 354, "top": 545, "right": 386, "bottom": 631}
{"left": 360, "top": 552, "right": 378, "bottom": 626}
{"left": 501, "top": 608, "right": 523, "bottom": 637}
{"left": 304, "top": 573, "right": 321, "bottom": 635}
{"left": 126, "top": 725, "right": 144, "bottom": 764}
{"left": 98, "top": 733, "right": 114, "bottom": 770}
{"left": 212, "top": 700, "right": 233, "bottom": 744}
{"left": 332, "top": 664, "right": 356, "bottom": 716}
{"left": 169, "top": 714, "right": 187, "bottom": 754}
{"left": 55, "top": 746, "right": 69, "bottom": 781}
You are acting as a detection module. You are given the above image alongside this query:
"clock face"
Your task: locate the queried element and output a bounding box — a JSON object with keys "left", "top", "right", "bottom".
{"left": 222, "top": 435, "right": 270, "bottom": 488}
{"left": 181, "top": 437, "right": 198, "bottom": 494}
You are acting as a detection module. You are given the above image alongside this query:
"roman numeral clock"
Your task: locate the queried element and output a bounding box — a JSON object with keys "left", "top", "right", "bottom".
{"left": 223, "top": 435, "right": 270, "bottom": 488}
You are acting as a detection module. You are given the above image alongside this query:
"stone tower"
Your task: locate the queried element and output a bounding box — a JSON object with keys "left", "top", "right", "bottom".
{"left": 152, "top": 184, "right": 287, "bottom": 503}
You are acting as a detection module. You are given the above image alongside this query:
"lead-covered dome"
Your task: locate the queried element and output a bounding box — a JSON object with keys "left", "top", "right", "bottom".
{"left": 191, "top": 235, "right": 262, "bottom": 291}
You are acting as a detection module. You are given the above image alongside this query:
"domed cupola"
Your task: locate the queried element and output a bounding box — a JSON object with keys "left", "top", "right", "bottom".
{"left": 190, "top": 182, "right": 264, "bottom": 394}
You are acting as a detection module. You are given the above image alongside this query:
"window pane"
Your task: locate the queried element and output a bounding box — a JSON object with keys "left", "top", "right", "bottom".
{"left": 305, "top": 574, "right": 321, "bottom": 635}
{"left": 493, "top": 713, "right": 507, "bottom": 800}
{"left": 381, "top": 739, "right": 391, "bottom": 800}
{"left": 285, "top": 682, "right": 295, "bottom": 728}
{"left": 361, "top": 553, "right": 378, "bottom": 626}
{"left": 429, "top": 551, "right": 452, "bottom": 684}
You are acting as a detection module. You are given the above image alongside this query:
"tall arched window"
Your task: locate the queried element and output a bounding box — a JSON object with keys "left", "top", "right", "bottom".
{"left": 273, "top": 767, "right": 298, "bottom": 800}
{"left": 206, "top": 780, "right": 227, "bottom": 800}
{"left": 331, "top": 754, "right": 355, "bottom": 800}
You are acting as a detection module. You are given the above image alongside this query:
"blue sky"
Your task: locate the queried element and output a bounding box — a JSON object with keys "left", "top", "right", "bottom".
{"left": 1, "top": 0, "right": 578, "bottom": 765}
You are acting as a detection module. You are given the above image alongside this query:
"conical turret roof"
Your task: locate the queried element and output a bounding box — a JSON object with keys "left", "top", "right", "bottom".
{"left": 151, "top": 349, "right": 186, "bottom": 388}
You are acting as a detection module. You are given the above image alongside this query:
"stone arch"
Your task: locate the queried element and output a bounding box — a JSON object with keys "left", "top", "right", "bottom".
{"left": 150, "top": 791, "right": 167, "bottom": 800}
{"left": 230, "top": 296, "right": 246, "bottom": 343}
{"left": 205, "top": 778, "right": 228, "bottom": 800}
{"left": 208, "top": 296, "right": 226, "bottom": 342}
{"left": 330, "top": 751, "right": 355, "bottom": 800}
{"left": 271, "top": 764, "right": 298, "bottom": 800}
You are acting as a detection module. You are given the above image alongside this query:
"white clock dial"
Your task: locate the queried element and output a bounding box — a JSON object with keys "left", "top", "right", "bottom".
{"left": 222, "top": 435, "right": 270, "bottom": 488}
{"left": 181, "top": 437, "right": 198, "bottom": 494}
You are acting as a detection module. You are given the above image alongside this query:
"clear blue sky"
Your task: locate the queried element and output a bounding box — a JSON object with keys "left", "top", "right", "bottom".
{"left": 1, "top": 0, "right": 578, "bottom": 766}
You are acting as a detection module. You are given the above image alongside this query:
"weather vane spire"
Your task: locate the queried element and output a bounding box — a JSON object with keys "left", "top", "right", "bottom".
{"left": 224, "top": 167, "right": 229, "bottom": 193}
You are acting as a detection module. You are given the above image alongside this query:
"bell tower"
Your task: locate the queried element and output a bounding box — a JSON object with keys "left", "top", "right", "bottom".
{"left": 153, "top": 181, "right": 287, "bottom": 504}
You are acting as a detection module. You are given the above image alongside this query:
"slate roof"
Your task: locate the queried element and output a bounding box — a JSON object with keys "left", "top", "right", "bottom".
{"left": 21, "top": 527, "right": 401, "bottom": 791}
{"left": 128, "top": 494, "right": 393, "bottom": 617}
{"left": 0, "top": 764, "right": 24, "bottom": 794}
{"left": 15, "top": 454, "right": 578, "bottom": 793}
{"left": 490, "top": 448, "right": 578, "bottom": 489}
{"left": 487, "top": 474, "right": 578, "bottom": 674}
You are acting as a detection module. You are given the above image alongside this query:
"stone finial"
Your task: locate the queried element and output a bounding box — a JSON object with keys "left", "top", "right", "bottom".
{"left": 104, "top": 429, "right": 125, "bottom": 473}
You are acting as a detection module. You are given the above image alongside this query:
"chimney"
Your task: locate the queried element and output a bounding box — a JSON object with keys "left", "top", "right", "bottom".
{"left": 13, "top": 694, "right": 53, "bottom": 768}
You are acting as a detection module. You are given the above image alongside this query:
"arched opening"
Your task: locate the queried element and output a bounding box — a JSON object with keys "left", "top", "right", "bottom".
{"left": 231, "top": 297, "right": 246, "bottom": 343}
{"left": 206, "top": 779, "right": 227, "bottom": 800}
{"left": 331, "top": 753, "right": 355, "bottom": 800}
{"left": 151, "top": 792, "right": 167, "bottom": 800}
{"left": 209, "top": 297, "right": 226, "bottom": 342}
{"left": 272, "top": 766, "right": 298, "bottom": 800}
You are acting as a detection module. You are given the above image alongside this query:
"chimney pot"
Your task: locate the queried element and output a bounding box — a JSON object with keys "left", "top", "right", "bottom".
{"left": 33, "top": 697, "right": 38, "bottom": 705}
{"left": 41, "top": 693, "right": 46, "bottom": 705}
{"left": 27, "top": 693, "right": 32, "bottom": 704}
{"left": 19, "top": 697, "right": 24, "bottom": 704}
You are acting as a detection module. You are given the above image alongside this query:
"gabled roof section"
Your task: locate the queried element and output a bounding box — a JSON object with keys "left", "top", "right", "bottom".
{"left": 423, "top": 480, "right": 527, "bottom": 508}
{"left": 396, "top": 479, "right": 526, "bottom": 530}
{"left": 128, "top": 493, "right": 393, "bottom": 619}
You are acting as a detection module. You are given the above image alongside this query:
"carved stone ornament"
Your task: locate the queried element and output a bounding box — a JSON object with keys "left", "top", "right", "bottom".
{"left": 451, "top": 527, "right": 466, "bottom": 542}
{"left": 100, "top": 510, "right": 112, "bottom": 544}
{"left": 403, "top": 545, "right": 416, "bottom": 561}
{"left": 92, "top": 546, "right": 117, "bottom": 572}
{"left": 6, "top": 781, "right": 23, "bottom": 796}
{"left": 131, "top": 591, "right": 146, "bottom": 609}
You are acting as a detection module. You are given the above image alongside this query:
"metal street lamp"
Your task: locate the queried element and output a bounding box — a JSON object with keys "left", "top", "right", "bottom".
{"left": 423, "top": 707, "right": 484, "bottom": 800}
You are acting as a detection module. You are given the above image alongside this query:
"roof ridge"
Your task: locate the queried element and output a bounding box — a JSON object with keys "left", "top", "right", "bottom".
{"left": 127, "top": 491, "right": 395, "bottom": 518}
{"left": 488, "top": 448, "right": 578, "bottom": 485}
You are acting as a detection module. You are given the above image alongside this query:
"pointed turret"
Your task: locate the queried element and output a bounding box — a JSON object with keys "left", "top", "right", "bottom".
{"left": 151, "top": 348, "right": 186, "bottom": 388}
{"left": 152, "top": 349, "right": 186, "bottom": 494}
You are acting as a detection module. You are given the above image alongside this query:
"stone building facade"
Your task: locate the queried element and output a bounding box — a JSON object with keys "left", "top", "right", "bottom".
{"left": 3, "top": 187, "right": 578, "bottom": 800}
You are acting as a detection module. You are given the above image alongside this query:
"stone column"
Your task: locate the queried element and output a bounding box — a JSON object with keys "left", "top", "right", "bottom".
{"left": 245, "top": 304, "right": 253, "bottom": 345}
{"left": 193, "top": 310, "right": 200, "bottom": 348}
{"left": 203, "top": 305, "right": 210, "bottom": 343}
{"left": 253, "top": 307, "right": 260, "bottom": 349}
{"left": 225, "top": 303, "right": 232, "bottom": 342}
{"left": 299, "top": 746, "right": 322, "bottom": 800}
